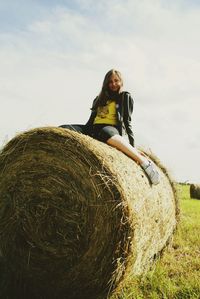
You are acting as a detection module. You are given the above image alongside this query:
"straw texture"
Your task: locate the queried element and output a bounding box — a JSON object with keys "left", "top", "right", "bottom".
{"left": 0, "top": 127, "right": 179, "bottom": 299}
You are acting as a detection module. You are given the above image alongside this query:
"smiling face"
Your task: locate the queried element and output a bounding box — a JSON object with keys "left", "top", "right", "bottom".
{"left": 108, "top": 73, "right": 122, "bottom": 93}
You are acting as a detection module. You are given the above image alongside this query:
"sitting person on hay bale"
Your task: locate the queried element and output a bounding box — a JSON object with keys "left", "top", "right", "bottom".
{"left": 60, "top": 69, "right": 160, "bottom": 185}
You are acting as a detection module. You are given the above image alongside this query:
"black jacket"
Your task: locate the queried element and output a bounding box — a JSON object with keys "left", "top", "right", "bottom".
{"left": 85, "top": 91, "right": 135, "bottom": 146}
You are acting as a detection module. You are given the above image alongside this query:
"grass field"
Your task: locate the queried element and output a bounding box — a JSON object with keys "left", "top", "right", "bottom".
{"left": 111, "top": 184, "right": 200, "bottom": 299}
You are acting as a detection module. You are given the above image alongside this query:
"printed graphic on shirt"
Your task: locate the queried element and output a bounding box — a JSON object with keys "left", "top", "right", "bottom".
{"left": 96, "top": 105, "right": 109, "bottom": 118}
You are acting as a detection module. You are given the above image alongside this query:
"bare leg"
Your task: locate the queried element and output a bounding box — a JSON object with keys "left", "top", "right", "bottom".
{"left": 106, "top": 135, "right": 148, "bottom": 165}
{"left": 107, "top": 134, "right": 160, "bottom": 185}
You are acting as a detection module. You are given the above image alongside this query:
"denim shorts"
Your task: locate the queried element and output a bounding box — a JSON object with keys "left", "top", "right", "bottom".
{"left": 59, "top": 124, "right": 120, "bottom": 143}
{"left": 92, "top": 124, "right": 120, "bottom": 143}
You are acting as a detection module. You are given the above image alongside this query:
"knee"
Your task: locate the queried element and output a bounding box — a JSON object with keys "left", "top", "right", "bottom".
{"left": 106, "top": 134, "right": 121, "bottom": 145}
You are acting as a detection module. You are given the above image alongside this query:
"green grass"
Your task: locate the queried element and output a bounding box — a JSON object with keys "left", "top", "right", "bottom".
{"left": 111, "top": 184, "right": 200, "bottom": 299}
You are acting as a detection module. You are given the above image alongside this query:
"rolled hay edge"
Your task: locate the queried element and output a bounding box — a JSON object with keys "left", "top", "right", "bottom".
{"left": 0, "top": 127, "right": 179, "bottom": 299}
{"left": 190, "top": 184, "right": 200, "bottom": 199}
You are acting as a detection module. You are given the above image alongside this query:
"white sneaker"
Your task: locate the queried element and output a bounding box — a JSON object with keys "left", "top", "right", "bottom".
{"left": 142, "top": 161, "right": 160, "bottom": 185}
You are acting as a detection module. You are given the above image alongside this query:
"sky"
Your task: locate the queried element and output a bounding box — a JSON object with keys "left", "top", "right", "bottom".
{"left": 0, "top": 0, "right": 200, "bottom": 183}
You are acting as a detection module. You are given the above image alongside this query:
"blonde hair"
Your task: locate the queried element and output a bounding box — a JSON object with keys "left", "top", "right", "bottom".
{"left": 93, "top": 69, "right": 123, "bottom": 109}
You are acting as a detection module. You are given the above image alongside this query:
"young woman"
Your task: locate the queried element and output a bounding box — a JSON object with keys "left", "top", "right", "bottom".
{"left": 60, "top": 69, "right": 160, "bottom": 185}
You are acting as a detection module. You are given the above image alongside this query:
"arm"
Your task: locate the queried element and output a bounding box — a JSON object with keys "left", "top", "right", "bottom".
{"left": 123, "top": 92, "right": 135, "bottom": 146}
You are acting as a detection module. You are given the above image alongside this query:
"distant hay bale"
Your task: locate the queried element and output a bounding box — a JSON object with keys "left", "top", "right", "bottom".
{"left": 0, "top": 127, "right": 179, "bottom": 299}
{"left": 190, "top": 184, "right": 200, "bottom": 199}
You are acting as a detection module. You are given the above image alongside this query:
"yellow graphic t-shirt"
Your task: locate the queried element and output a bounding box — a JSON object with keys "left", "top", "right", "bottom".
{"left": 93, "top": 100, "right": 118, "bottom": 125}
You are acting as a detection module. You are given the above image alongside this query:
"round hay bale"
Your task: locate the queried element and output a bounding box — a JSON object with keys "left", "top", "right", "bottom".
{"left": 0, "top": 127, "right": 179, "bottom": 299}
{"left": 190, "top": 184, "right": 200, "bottom": 199}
